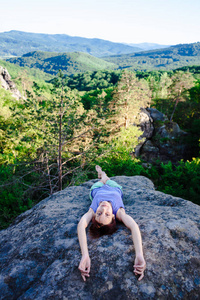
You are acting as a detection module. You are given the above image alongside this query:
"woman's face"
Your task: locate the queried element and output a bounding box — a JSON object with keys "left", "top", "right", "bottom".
{"left": 95, "top": 201, "right": 114, "bottom": 225}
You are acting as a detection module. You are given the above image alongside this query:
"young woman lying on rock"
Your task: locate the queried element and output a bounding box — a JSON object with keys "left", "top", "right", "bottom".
{"left": 77, "top": 165, "right": 146, "bottom": 281}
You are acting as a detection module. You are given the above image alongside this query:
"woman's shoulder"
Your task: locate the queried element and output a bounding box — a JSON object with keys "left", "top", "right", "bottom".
{"left": 82, "top": 208, "right": 95, "bottom": 220}
{"left": 88, "top": 207, "right": 95, "bottom": 214}
{"left": 116, "top": 207, "right": 126, "bottom": 221}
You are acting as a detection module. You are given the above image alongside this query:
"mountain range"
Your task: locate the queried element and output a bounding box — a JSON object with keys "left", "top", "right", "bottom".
{"left": 1, "top": 30, "right": 200, "bottom": 75}
{"left": 0, "top": 30, "right": 141, "bottom": 58}
{"left": 5, "top": 42, "right": 200, "bottom": 76}
{"left": 125, "top": 42, "right": 172, "bottom": 51}
{"left": 0, "top": 30, "right": 170, "bottom": 58}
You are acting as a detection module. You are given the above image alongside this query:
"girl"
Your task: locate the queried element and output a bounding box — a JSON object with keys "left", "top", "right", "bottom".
{"left": 77, "top": 165, "right": 146, "bottom": 281}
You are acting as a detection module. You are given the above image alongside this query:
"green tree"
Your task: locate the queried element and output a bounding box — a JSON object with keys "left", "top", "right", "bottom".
{"left": 1, "top": 72, "right": 99, "bottom": 194}
{"left": 28, "top": 72, "right": 97, "bottom": 192}
{"left": 190, "top": 80, "right": 200, "bottom": 104}
{"left": 168, "top": 71, "right": 195, "bottom": 121}
{"left": 110, "top": 71, "right": 151, "bottom": 128}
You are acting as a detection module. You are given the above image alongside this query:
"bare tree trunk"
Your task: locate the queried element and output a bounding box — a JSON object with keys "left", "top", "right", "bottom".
{"left": 58, "top": 82, "right": 64, "bottom": 191}
{"left": 58, "top": 114, "right": 62, "bottom": 191}
{"left": 46, "top": 153, "right": 53, "bottom": 195}
{"left": 170, "top": 98, "right": 179, "bottom": 122}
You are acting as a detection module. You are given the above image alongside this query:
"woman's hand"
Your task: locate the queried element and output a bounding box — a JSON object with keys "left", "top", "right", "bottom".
{"left": 78, "top": 255, "right": 91, "bottom": 281}
{"left": 116, "top": 210, "right": 146, "bottom": 281}
{"left": 134, "top": 254, "right": 146, "bottom": 281}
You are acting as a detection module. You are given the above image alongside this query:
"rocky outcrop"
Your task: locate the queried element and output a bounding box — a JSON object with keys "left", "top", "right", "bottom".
{"left": 139, "top": 108, "right": 154, "bottom": 139}
{"left": 136, "top": 108, "right": 189, "bottom": 163}
{"left": 0, "top": 66, "right": 22, "bottom": 100}
{"left": 0, "top": 176, "right": 199, "bottom": 299}
{"left": 147, "top": 108, "right": 168, "bottom": 123}
{"left": 134, "top": 108, "right": 154, "bottom": 157}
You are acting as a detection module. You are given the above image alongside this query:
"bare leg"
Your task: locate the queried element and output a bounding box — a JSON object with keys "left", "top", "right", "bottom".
{"left": 95, "top": 165, "right": 110, "bottom": 184}
{"left": 95, "top": 165, "right": 103, "bottom": 179}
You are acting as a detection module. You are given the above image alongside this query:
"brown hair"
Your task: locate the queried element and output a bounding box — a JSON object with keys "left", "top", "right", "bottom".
{"left": 89, "top": 216, "right": 117, "bottom": 238}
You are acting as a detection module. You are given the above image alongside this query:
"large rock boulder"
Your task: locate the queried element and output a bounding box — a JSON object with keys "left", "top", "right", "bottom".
{"left": 147, "top": 108, "right": 168, "bottom": 122}
{"left": 0, "top": 176, "right": 199, "bottom": 299}
{"left": 139, "top": 108, "right": 154, "bottom": 139}
{"left": 137, "top": 108, "right": 189, "bottom": 163}
{"left": 0, "top": 66, "right": 22, "bottom": 100}
{"left": 134, "top": 108, "right": 154, "bottom": 158}
{"left": 156, "top": 122, "right": 187, "bottom": 140}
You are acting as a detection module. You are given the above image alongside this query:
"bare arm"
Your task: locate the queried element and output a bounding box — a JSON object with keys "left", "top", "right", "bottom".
{"left": 77, "top": 208, "right": 94, "bottom": 281}
{"left": 117, "top": 208, "right": 146, "bottom": 280}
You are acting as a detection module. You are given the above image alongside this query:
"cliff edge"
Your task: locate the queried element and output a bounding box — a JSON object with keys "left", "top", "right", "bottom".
{"left": 0, "top": 66, "right": 22, "bottom": 100}
{"left": 0, "top": 176, "right": 199, "bottom": 299}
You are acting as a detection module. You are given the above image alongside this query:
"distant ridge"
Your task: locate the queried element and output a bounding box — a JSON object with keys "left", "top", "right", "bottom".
{"left": 0, "top": 30, "right": 142, "bottom": 58}
{"left": 103, "top": 42, "right": 200, "bottom": 71}
{"left": 6, "top": 51, "right": 118, "bottom": 75}
{"left": 6, "top": 42, "right": 200, "bottom": 75}
{"left": 125, "top": 42, "right": 172, "bottom": 51}
{"left": 3, "top": 31, "right": 200, "bottom": 74}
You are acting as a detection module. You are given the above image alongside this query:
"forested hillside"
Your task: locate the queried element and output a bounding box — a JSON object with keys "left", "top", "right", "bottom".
{"left": 5, "top": 43, "right": 200, "bottom": 77}
{"left": 104, "top": 42, "right": 200, "bottom": 70}
{"left": 0, "top": 59, "right": 54, "bottom": 81}
{"left": 0, "top": 60, "right": 200, "bottom": 229}
{"left": 7, "top": 51, "right": 118, "bottom": 75}
{"left": 0, "top": 30, "right": 141, "bottom": 58}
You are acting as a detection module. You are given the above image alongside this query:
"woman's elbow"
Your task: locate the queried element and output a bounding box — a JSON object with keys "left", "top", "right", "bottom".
{"left": 77, "top": 218, "right": 87, "bottom": 230}
{"left": 130, "top": 219, "right": 140, "bottom": 233}
{"left": 124, "top": 215, "right": 139, "bottom": 231}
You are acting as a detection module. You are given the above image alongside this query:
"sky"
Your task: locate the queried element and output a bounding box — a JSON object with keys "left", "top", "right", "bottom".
{"left": 0, "top": 0, "right": 199, "bottom": 45}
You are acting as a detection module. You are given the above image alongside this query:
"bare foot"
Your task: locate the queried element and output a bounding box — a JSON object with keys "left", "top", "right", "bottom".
{"left": 95, "top": 165, "right": 103, "bottom": 179}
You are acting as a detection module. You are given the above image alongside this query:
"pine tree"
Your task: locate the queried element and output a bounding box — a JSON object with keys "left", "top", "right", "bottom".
{"left": 110, "top": 71, "right": 151, "bottom": 128}
{"left": 168, "top": 71, "right": 195, "bottom": 121}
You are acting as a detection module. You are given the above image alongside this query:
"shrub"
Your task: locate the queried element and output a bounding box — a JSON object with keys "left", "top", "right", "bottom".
{"left": 155, "top": 158, "right": 200, "bottom": 205}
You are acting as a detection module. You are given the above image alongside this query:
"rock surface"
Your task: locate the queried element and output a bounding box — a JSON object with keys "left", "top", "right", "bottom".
{"left": 0, "top": 66, "right": 22, "bottom": 100}
{"left": 147, "top": 108, "right": 168, "bottom": 122}
{"left": 139, "top": 108, "right": 154, "bottom": 139}
{"left": 0, "top": 176, "right": 200, "bottom": 300}
{"left": 137, "top": 108, "right": 189, "bottom": 163}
